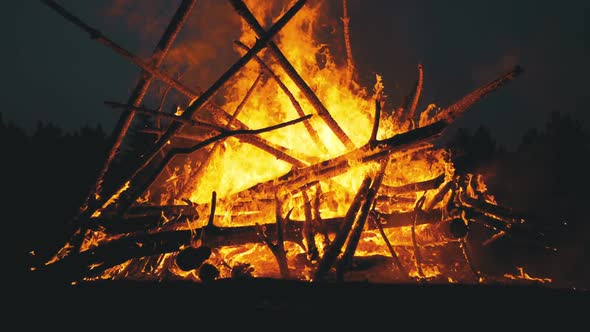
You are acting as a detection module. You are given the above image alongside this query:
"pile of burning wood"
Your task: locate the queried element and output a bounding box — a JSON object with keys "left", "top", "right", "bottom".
{"left": 37, "top": 0, "right": 550, "bottom": 284}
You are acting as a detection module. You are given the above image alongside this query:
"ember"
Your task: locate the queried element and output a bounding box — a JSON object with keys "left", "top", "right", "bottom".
{"left": 37, "top": 0, "right": 553, "bottom": 286}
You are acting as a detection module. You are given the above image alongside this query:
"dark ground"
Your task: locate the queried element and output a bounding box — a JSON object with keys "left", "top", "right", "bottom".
{"left": 13, "top": 276, "right": 589, "bottom": 328}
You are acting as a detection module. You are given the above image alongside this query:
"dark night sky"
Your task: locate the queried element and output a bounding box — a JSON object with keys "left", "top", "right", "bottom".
{"left": 2, "top": 0, "right": 589, "bottom": 148}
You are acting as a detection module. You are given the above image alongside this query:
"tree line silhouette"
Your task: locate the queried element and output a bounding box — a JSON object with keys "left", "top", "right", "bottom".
{"left": 4, "top": 110, "right": 589, "bottom": 288}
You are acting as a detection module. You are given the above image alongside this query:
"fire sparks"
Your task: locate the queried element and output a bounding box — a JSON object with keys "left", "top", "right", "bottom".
{"left": 504, "top": 267, "right": 552, "bottom": 284}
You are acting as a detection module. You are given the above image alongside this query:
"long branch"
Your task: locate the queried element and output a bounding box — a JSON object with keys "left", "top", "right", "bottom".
{"left": 234, "top": 40, "right": 328, "bottom": 154}
{"left": 229, "top": 0, "right": 356, "bottom": 150}
{"left": 408, "top": 64, "right": 424, "bottom": 129}
{"left": 431, "top": 65, "right": 523, "bottom": 123}
{"left": 342, "top": 0, "right": 355, "bottom": 86}
{"left": 40, "top": 211, "right": 464, "bottom": 281}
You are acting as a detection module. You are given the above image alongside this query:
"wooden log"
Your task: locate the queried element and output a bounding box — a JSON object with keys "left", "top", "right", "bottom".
{"left": 430, "top": 66, "right": 522, "bottom": 124}
{"left": 341, "top": 0, "right": 355, "bottom": 87}
{"left": 380, "top": 174, "right": 445, "bottom": 196}
{"left": 229, "top": 0, "right": 356, "bottom": 150}
{"left": 39, "top": 208, "right": 465, "bottom": 281}
{"left": 459, "top": 194, "right": 524, "bottom": 224}
{"left": 407, "top": 64, "right": 424, "bottom": 129}
{"left": 231, "top": 120, "right": 445, "bottom": 202}
{"left": 125, "top": 204, "right": 200, "bottom": 218}
{"left": 314, "top": 177, "right": 372, "bottom": 281}
{"left": 336, "top": 177, "right": 381, "bottom": 280}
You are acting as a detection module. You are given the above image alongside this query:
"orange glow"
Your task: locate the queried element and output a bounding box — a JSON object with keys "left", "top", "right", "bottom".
{"left": 504, "top": 267, "right": 552, "bottom": 284}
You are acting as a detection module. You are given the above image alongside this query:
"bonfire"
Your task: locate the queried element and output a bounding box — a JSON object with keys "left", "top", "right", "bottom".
{"left": 37, "top": 0, "right": 552, "bottom": 285}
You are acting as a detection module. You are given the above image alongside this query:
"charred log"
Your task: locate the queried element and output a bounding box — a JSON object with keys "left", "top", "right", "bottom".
{"left": 40, "top": 207, "right": 467, "bottom": 281}
{"left": 175, "top": 246, "right": 212, "bottom": 271}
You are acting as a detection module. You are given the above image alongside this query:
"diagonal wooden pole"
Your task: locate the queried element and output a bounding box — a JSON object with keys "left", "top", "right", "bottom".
{"left": 229, "top": 0, "right": 356, "bottom": 151}
{"left": 42, "top": 0, "right": 311, "bottom": 170}
{"left": 41, "top": 0, "right": 199, "bottom": 214}
{"left": 234, "top": 40, "right": 328, "bottom": 155}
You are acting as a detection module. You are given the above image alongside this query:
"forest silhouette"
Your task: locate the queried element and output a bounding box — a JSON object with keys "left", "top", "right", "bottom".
{"left": 4, "top": 111, "right": 589, "bottom": 289}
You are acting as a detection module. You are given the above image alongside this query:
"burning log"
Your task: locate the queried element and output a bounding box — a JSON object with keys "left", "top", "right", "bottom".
{"left": 408, "top": 64, "right": 424, "bottom": 129}
{"left": 125, "top": 204, "right": 199, "bottom": 218}
{"left": 424, "top": 180, "right": 454, "bottom": 211}
{"left": 229, "top": 0, "right": 356, "bottom": 150}
{"left": 255, "top": 200, "right": 290, "bottom": 279}
{"left": 380, "top": 173, "right": 445, "bottom": 197}
{"left": 459, "top": 194, "right": 524, "bottom": 224}
{"left": 232, "top": 120, "right": 446, "bottom": 202}
{"left": 341, "top": 0, "right": 355, "bottom": 87}
{"left": 314, "top": 177, "right": 372, "bottom": 281}
{"left": 40, "top": 207, "right": 466, "bottom": 281}
{"left": 336, "top": 174, "right": 382, "bottom": 280}
{"left": 428, "top": 65, "right": 523, "bottom": 124}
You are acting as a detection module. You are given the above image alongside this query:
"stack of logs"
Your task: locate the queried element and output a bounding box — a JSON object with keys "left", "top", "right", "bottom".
{"left": 37, "top": 0, "right": 545, "bottom": 283}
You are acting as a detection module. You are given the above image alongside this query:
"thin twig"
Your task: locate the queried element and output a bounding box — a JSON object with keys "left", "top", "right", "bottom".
{"left": 408, "top": 64, "right": 424, "bottom": 129}
{"left": 341, "top": 0, "right": 355, "bottom": 86}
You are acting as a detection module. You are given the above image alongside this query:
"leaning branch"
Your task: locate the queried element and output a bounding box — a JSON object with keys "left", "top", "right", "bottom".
{"left": 229, "top": 0, "right": 356, "bottom": 150}
{"left": 431, "top": 65, "right": 523, "bottom": 123}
